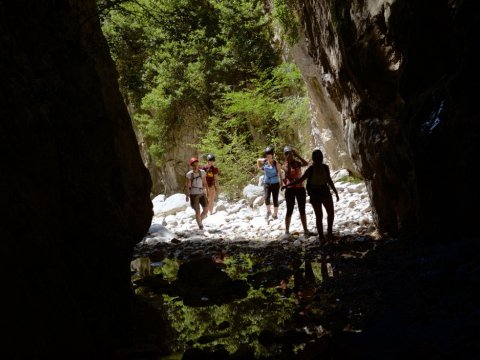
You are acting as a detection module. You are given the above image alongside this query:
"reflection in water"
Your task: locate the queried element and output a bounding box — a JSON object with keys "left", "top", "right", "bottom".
{"left": 163, "top": 285, "right": 296, "bottom": 357}
{"left": 134, "top": 252, "right": 329, "bottom": 358}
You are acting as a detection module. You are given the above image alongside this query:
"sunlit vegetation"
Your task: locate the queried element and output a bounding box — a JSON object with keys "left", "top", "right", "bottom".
{"left": 162, "top": 286, "right": 297, "bottom": 357}
{"left": 136, "top": 254, "right": 301, "bottom": 356}
{"left": 337, "top": 175, "right": 364, "bottom": 184}
{"left": 98, "top": 0, "right": 310, "bottom": 198}
{"left": 153, "top": 258, "right": 180, "bottom": 281}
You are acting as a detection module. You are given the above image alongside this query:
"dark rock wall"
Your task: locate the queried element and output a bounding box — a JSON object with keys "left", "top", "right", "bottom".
{"left": 1, "top": 0, "right": 478, "bottom": 355}
{"left": 1, "top": 1, "right": 152, "bottom": 358}
{"left": 297, "top": 0, "right": 480, "bottom": 237}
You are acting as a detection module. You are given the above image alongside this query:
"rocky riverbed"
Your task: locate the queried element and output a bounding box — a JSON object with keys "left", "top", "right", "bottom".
{"left": 128, "top": 173, "right": 479, "bottom": 359}
{"left": 139, "top": 169, "right": 375, "bottom": 246}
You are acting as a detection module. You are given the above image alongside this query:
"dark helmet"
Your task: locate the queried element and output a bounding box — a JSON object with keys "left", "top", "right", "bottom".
{"left": 264, "top": 146, "right": 274, "bottom": 156}
{"left": 311, "top": 149, "right": 324, "bottom": 163}
{"left": 206, "top": 154, "right": 215, "bottom": 161}
{"left": 283, "top": 145, "right": 292, "bottom": 154}
{"left": 189, "top": 157, "right": 199, "bottom": 166}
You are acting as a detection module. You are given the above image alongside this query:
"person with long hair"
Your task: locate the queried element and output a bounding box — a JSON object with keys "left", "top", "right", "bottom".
{"left": 282, "top": 146, "right": 314, "bottom": 237}
{"left": 282, "top": 149, "right": 339, "bottom": 241}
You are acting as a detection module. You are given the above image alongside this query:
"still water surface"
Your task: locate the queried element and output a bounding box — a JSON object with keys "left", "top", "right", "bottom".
{"left": 133, "top": 250, "right": 334, "bottom": 358}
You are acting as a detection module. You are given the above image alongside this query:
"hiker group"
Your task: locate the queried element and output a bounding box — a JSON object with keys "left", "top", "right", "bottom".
{"left": 186, "top": 146, "right": 339, "bottom": 242}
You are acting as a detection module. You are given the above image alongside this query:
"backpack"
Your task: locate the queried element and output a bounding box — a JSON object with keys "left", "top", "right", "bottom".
{"left": 306, "top": 165, "right": 327, "bottom": 196}
{"left": 187, "top": 170, "right": 205, "bottom": 194}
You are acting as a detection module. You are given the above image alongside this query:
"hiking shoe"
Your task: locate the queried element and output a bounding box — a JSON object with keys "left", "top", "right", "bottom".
{"left": 272, "top": 214, "right": 278, "bottom": 220}
{"left": 304, "top": 230, "right": 316, "bottom": 237}
{"left": 199, "top": 224, "right": 204, "bottom": 230}
{"left": 265, "top": 211, "right": 271, "bottom": 219}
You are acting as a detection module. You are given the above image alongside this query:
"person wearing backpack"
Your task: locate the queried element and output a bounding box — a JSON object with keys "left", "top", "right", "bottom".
{"left": 200, "top": 154, "right": 219, "bottom": 215}
{"left": 282, "top": 146, "right": 314, "bottom": 238}
{"left": 256, "top": 146, "right": 282, "bottom": 220}
{"left": 185, "top": 157, "right": 209, "bottom": 230}
{"left": 282, "top": 149, "right": 339, "bottom": 242}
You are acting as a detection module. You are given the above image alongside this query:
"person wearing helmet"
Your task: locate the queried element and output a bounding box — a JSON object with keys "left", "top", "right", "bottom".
{"left": 256, "top": 146, "right": 282, "bottom": 220}
{"left": 200, "top": 154, "right": 219, "bottom": 214}
{"left": 282, "top": 146, "right": 314, "bottom": 238}
{"left": 186, "top": 157, "right": 209, "bottom": 229}
{"left": 281, "top": 149, "right": 339, "bottom": 242}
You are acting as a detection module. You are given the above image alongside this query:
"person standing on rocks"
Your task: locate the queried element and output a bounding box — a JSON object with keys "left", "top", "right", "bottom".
{"left": 257, "top": 146, "right": 282, "bottom": 220}
{"left": 200, "top": 154, "right": 219, "bottom": 215}
{"left": 185, "top": 157, "right": 209, "bottom": 230}
{"left": 282, "top": 149, "right": 339, "bottom": 242}
{"left": 282, "top": 146, "right": 314, "bottom": 238}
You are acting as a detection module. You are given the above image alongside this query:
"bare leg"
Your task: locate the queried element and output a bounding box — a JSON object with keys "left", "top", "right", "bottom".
{"left": 195, "top": 210, "right": 203, "bottom": 229}
{"left": 323, "top": 195, "right": 335, "bottom": 239}
{"left": 273, "top": 206, "right": 279, "bottom": 218}
{"left": 285, "top": 216, "right": 291, "bottom": 233}
{"left": 265, "top": 204, "right": 271, "bottom": 218}
{"left": 311, "top": 202, "right": 324, "bottom": 239}
{"left": 208, "top": 188, "right": 216, "bottom": 214}
{"left": 201, "top": 206, "right": 208, "bottom": 221}
{"left": 300, "top": 213, "right": 310, "bottom": 234}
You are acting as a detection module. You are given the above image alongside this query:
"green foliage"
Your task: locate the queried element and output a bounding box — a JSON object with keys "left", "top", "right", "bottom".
{"left": 147, "top": 252, "right": 298, "bottom": 357}
{"left": 338, "top": 175, "right": 364, "bottom": 184}
{"left": 272, "top": 0, "right": 300, "bottom": 45}
{"left": 99, "top": 0, "right": 311, "bottom": 196}
{"left": 153, "top": 258, "right": 180, "bottom": 281}
{"left": 197, "top": 63, "right": 309, "bottom": 198}
{"left": 224, "top": 253, "right": 265, "bottom": 280}
{"left": 160, "top": 286, "right": 296, "bottom": 356}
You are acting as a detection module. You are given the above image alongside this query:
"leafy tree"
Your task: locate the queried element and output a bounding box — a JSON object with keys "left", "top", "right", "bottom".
{"left": 272, "top": 0, "right": 301, "bottom": 45}
{"left": 99, "top": 0, "right": 310, "bottom": 197}
{"left": 197, "top": 63, "right": 309, "bottom": 199}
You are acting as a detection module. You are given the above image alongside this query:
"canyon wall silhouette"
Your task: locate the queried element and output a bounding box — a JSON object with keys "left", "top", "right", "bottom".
{"left": 293, "top": 0, "right": 479, "bottom": 237}
{"left": 1, "top": 1, "right": 152, "bottom": 358}
{"left": 1, "top": 0, "right": 479, "bottom": 357}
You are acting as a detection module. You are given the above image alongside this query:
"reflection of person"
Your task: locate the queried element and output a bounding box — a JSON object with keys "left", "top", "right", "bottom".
{"left": 201, "top": 154, "right": 219, "bottom": 215}
{"left": 282, "top": 146, "right": 313, "bottom": 237}
{"left": 185, "top": 157, "right": 209, "bottom": 230}
{"left": 278, "top": 259, "right": 316, "bottom": 316}
{"left": 282, "top": 149, "right": 339, "bottom": 241}
{"left": 256, "top": 146, "right": 282, "bottom": 220}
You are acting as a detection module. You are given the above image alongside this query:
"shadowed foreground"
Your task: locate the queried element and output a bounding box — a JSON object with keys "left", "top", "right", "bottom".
{"left": 130, "top": 234, "right": 480, "bottom": 359}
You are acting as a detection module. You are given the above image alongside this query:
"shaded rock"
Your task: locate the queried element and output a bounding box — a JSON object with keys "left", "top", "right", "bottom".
{"left": 171, "top": 258, "right": 249, "bottom": 306}
{"left": 292, "top": 0, "right": 480, "bottom": 238}
{"left": 1, "top": 1, "right": 152, "bottom": 358}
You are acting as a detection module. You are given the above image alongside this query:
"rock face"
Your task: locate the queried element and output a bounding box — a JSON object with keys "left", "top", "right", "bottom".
{"left": 134, "top": 105, "right": 204, "bottom": 196}
{"left": 292, "top": 0, "right": 480, "bottom": 237}
{"left": 1, "top": 0, "right": 478, "bottom": 356}
{"left": 1, "top": 1, "right": 152, "bottom": 358}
